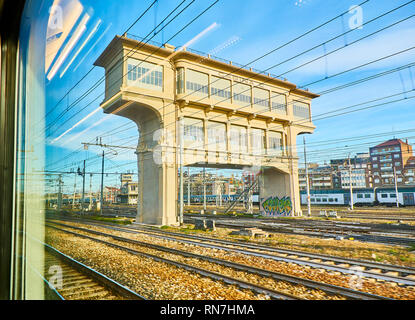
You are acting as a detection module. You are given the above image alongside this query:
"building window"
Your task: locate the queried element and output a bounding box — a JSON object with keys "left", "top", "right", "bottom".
{"left": 271, "top": 93, "right": 287, "bottom": 115}
{"left": 293, "top": 101, "right": 310, "bottom": 120}
{"left": 127, "top": 58, "right": 163, "bottom": 91}
{"left": 230, "top": 125, "right": 248, "bottom": 153}
{"left": 268, "top": 131, "right": 283, "bottom": 155}
{"left": 233, "top": 82, "right": 251, "bottom": 106}
{"left": 251, "top": 128, "right": 266, "bottom": 155}
{"left": 394, "top": 154, "right": 400, "bottom": 159}
{"left": 183, "top": 117, "right": 204, "bottom": 145}
{"left": 176, "top": 67, "right": 185, "bottom": 94}
{"left": 207, "top": 121, "right": 226, "bottom": 151}
{"left": 211, "top": 76, "right": 231, "bottom": 101}
{"left": 253, "top": 87, "right": 270, "bottom": 109}
{"left": 186, "top": 69, "right": 209, "bottom": 97}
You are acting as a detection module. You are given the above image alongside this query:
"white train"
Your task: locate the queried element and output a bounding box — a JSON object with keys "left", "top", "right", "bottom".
{"left": 300, "top": 187, "right": 415, "bottom": 207}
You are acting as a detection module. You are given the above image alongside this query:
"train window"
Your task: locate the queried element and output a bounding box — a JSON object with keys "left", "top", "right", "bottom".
{"left": 5, "top": 0, "right": 415, "bottom": 305}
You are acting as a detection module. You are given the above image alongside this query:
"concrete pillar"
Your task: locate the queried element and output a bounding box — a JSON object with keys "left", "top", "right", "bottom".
{"left": 260, "top": 167, "right": 293, "bottom": 217}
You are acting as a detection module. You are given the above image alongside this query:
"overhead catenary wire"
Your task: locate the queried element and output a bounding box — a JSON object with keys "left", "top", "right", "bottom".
{"left": 118, "top": 10, "right": 415, "bottom": 149}
{"left": 46, "top": 0, "right": 370, "bottom": 141}
{"left": 43, "top": 0, "right": 159, "bottom": 121}
{"left": 45, "top": 1, "right": 415, "bottom": 175}
{"left": 45, "top": 0, "right": 220, "bottom": 138}
{"left": 44, "top": 0, "right": 197, "bottom": 136}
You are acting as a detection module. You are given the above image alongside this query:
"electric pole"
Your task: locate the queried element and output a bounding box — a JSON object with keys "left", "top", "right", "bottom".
{"left": 100, "top": 150, "right": 104, "bottom": 215}
{"left": 57, "top": 174, "right": 63, "bottom": 211}
{"left": 72, "top": 172, "right": 77, "bottom": 210}
{"left": 203, "top": 167, "right": 207, "bottom": 212}
{"left": 394, "top": 166, "right": 399, "bottom": 208}
{"left": 348, "top": 155, "right": 354, "bottom": 211}
{"left": 78, "top": 160, "right": 86, "bottom": 212}
{"left": 187, "top": 167, "right": 191, "bottom": 206}
{"left": 303, "top": 136, "right": 311, "bottom": 217}
{"left": 89, "top": 173, "right": 93, "bottom": 211}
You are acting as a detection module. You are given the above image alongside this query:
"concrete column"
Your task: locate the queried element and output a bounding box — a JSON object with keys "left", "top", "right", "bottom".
{"left": 137, "top": 149, "right": 144, "bottom": 223}
{"left": 260, "top": 167, "right": 293, "bottom": 217}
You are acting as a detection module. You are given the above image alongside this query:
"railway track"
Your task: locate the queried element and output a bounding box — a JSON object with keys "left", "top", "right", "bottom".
{"left": 46, "top": 224, "right": 301, "bottom": 300}
{"left": 48, "top": 217, "right": 415, "bottom": 285}
{"left": 183, "top": 214, "right": 415, "bottom": 246}
{"left": 43, "top": 243, "right": 145, "bottom": 300}
{"left": 46, "top": 219, "right": 406, "bottom": 299}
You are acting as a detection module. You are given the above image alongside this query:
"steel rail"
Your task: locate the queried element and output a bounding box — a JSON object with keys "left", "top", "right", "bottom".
{"left": 44, "top": 242, "right": 145, "bottom": 300}
{"left": 46, "top": 217, "right": 415, "bottom": 285}
{"left": 188, "top": 218, "right": 415, "bottom": 247}
{"left": 46, "top": 221, "right": 392, "bottom": 300}
{"left": 46, "top": 224, "right": 299, "bottom": 300}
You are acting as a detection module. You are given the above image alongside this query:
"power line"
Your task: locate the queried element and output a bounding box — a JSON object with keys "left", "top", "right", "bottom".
{"left": 46, "top": 0, "right": 368, "bottom": 142}
{"left": 45, "top": 0, "right": 215, "bottom": 138}
{"left": 44, "top": 1, "right": 415, "bottom": 174}
{"left": 43, "top": 0, "right": 159, "bottom": 122}
{"left": 131, "top": 26, "right": 415, "bottom": 148}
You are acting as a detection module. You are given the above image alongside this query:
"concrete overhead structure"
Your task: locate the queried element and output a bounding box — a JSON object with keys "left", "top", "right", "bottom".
{"left": 94, "top": 35, "right": 319, "bottom": 225}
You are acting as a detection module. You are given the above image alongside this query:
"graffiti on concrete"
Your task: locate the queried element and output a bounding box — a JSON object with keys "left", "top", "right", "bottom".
{"left": 261, "top": 196, "right": 292, "bottom": 216}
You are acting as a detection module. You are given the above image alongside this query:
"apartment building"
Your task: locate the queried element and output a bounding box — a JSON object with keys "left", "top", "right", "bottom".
{"left": 369, "top": 139, "right": 413, "bottom": 187}
{"left": 117, "top": 174, "right": 138, "bottom": 205}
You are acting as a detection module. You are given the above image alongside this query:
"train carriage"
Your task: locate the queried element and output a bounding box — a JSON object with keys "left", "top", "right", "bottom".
{"left": 300, "top": 187, "right": 415, "bottom": 206}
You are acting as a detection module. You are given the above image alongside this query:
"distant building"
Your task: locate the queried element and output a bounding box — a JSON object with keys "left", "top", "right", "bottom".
{"left": 103, "top": 186, "right": 119, "bottom": 203}
{"left": 404, "top": 156, "right": 415, "bottom": 185}
{"left": 370, "top": 139, "right": 413, "bottom": 187}
{"left": 118, "top": 173, "right": 138, "bottom": 205}
{"left": 299, "top": 165, "right": 333, "bottom": 191}
{"left": 331, "top": 153, "right": 372, "bottom": 189}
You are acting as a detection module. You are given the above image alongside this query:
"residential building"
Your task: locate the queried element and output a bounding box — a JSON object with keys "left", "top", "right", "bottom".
{"left": 404, "top": 156, "right": 415, "bottom": 185}
{"left": 103, "top": 186, "right": 119, "bottom": 203}
{"left": 117, "top": 173, "right": 138, "bottom": 205}
{"left": 370, "top": 139, "right": 413, "bottom": 187}
{"left": 299, "top": 165, "right": 333, "bottom": 191}
{"left": 331, "top": 153, "right": 372, "bottom": 189}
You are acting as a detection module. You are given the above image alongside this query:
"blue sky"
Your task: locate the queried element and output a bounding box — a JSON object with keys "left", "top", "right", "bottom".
{"left": 43, "top": 0, "right": 415, "bottom": 193}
